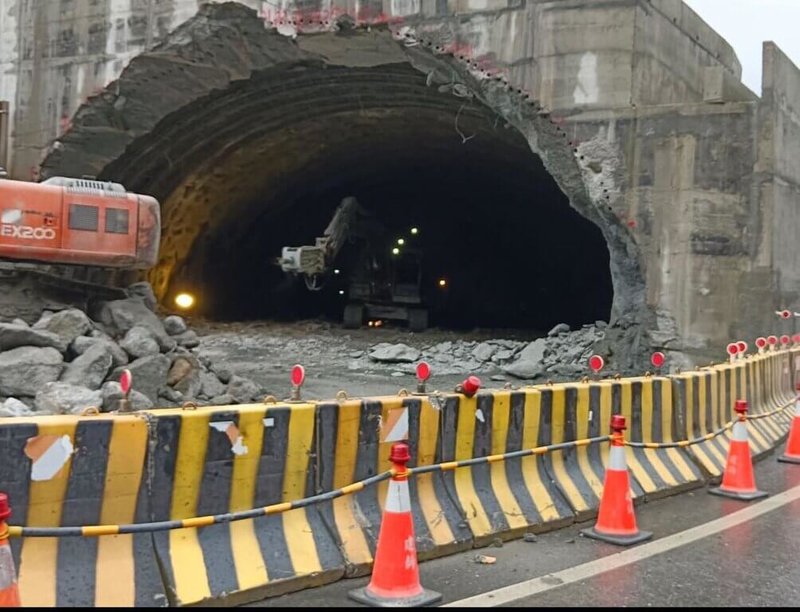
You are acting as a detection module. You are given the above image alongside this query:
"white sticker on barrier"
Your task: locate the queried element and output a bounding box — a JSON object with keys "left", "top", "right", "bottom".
{"left": 210, "top": 421, "right": 249, "bottom": 456}
{"left": 25, "top": 434, "right": 74, "bottom": 481}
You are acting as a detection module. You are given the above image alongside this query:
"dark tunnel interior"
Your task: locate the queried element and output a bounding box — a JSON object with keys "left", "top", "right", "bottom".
{"left": 178, "top": 137, "right": 613, "bottom": 332}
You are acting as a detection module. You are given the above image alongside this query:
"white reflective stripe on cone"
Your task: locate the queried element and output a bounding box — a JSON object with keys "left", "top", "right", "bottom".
{"left": 608, "top": 445, "right": 627, "bottom": 471}
{"left": 795, "top": 399, "right": 800, "bottom": 418}
{"left": 732, "top": 420, "right": 748, "bottom": 442}
{"left": 0, "top": 544, "right": 16, "bottom": 590}
{"left": 385, "top": 479, "right": 412, "bottom": 513}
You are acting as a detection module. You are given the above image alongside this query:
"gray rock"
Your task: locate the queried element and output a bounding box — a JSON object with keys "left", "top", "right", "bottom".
{"left": 548, "top": 323, "right": 570, "bottom": 337}
{"left": 0, "top": 346, "right": 63, "bottom": 396}
{"left": 71, "top": 335, "right": 129, "bottom": 367}
{"left": 472, "top": 342, "right": 497, "bottom": 363}
{"left": 227, "top": 375, "right": 260, "bottom": 403}
{"left": 32, "top": 308, "right": 93, "bottom": 345}
{"left": 210, "top": 393, "right": 235, "bottom": 405}
{"left": 160, "top": 387, "right": 184, "bottom": 403}
{"left": 0, "top": 397, "right": 34, "bottom": 417}
{"left": 173, "top": 330, "right": 200, "bottom": 348}
{"left": 0, "top": 323, "right": 68, "bottom": 353}
{"left": 94, "top": 299, "right": 175, "bottom": 351}
{"left": 490, "top": 374, "right": 508, "bottom": 381}
{"left": 491, "top": 349, "right": 516, "bottom": 363}
{"left": 391, "top": 371, "right": 405, "bottom": 377}
{"left": 210, "top": 363, "right": 233, "bottom": 384}
{"left": 200, "top": 371, "right": 226, "bottom": 399}
{"left": 168, "top": 355, "right": 202, "bottom": 398}
{"left": 120, "top": 326, "right": 160, "bottom": 358}
{"left": 503, "top": 361, "right": 543, "bottom": 380}
{"left": 34, "top": 382, "right": 103, "bottom": 415}
{"left": 126, "top": 282, "right": 157, "bottom": 311}
{"left": 163, "top": 315, "right": 188, "bottom": 336}
{"left": 368, "top": 343, "right": 421, "bottom": 363}
{"left": 100, "top": 381, "right": 155, "bottom": 412}
{"left": 111, "top": 354, "right": 170, "bottom": 403}
{"left": 595, "top": 320, "right": 608, "bottom": 329}
{"left": 11, "top": 318, "right": 28, "bottom": 327}
{"left": 517, "top": 339, "right": 547, "bottom": 365}
{"left": 61, "top": 342, "right": 112, "bottom": 390}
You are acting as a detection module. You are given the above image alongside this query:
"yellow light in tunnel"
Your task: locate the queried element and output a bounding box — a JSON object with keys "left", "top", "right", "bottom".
{"left": 397, "top": 238, "right": 405, "bottom": 246}
{"left": 174, "top": 292, "right": 195, "bottom": 310}
{"left": 339, "top": 290, "right": 345, "bottom": 295}
{"left": 392, "top": 247, "right": 400, "bottom": 255}
{"left": 334, "top": 269, "right": 340, "bottom": 275}
{"left": 410, "top": 227, "right": 419, "bottom": 235}
{"left": 438, "top": 278, "right": 447, "bottom": 288}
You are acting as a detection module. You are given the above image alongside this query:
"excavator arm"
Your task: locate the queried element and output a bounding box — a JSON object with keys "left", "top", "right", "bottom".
{"left": 275, "top": 196, "right": 377, "bottom": 290}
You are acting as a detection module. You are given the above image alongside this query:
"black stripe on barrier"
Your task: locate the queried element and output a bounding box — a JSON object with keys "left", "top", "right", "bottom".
{"left": 56, "top": 419, "right": 113, "bottom": 607}
{"left": 353, "top": 399, "right": 384, "bottom": 555}
{"left": 198, "top": 410, "right": 239, "bottom": 596}
{"left": 149, "top": 413, "right": 181, "bottom": 594}
{"left": 253, "top": 406, "right": 295, "bottom": 580}
{"left": 472, "top": 394, "right": 509, "bottom": 534}
{"left": 402, "top": 397, "right": 440, "bottom": 554}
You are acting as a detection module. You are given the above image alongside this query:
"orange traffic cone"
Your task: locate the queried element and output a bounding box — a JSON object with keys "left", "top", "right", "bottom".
{"left": 349, "top": 443, "right": 441, "bottom": 607}
{"left": 778, "top": 383, "right": 800, "bottom": 464}
{"left": 581, "top": 415, "right": 652, "bottom": 546}
{"left": 709, "top": 400, "right": 768, "bottom": 500}
{"left": 0, "top": 493, "right": 20, "bottom": 607}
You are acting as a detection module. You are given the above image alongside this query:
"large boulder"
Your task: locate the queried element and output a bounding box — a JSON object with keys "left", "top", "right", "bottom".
{"left": 172, "top": 330, "right": 200, "bottom": 348}
{"left": 94, "top": 299, "right": 175, "bottom": 351}
{"left": 163, "top": 315, "right": 187, "bottom": 336}
{"left": 71, "top": 335, "right": 129, "bottom": 367}
{"left": 32, "top": 308, "right": 93, "bottom": 345}
{"left": 368, "top": 343, "right": 421, "bottom": 363}
{"left": 120, "top": 326, "right": 160, "bottom": 358}
{"left": 517, "top": 338, "right": 547, "bottom": 364}
{"left": 199, "top": 371, "right": 226, "bottom": 399}
{"left": 60, "top": 342, "right": 113, "bottom": 390}
{"left": 100, "top": 381, "right": 154, "bottom": 412}
{"left": 0, "top": 346, "right": 63, "bottom": 396}
{"left": 226, "top": 375, "right": 260, "bottom": 404}
{"left": 34, "top": 382, "right": 103, "bottom": 415}
{"left": 503, "top": 361, "right": 543, "bottom": 380}
{"left": 126, "top": 282, "right": 158, "bottom": 311}
{"left": 167, "top": 355, "right": 202, "bottom": 398}
{"left": 111, "top": 354, "right": 170, "bottom": 403}
{"left": 471, "top": 342, "right": 497, "bottom": 363}
{"left": 0, "top": 322, "right": 67, "bottom": 353}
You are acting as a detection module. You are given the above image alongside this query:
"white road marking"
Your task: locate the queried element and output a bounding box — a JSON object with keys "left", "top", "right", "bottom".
{"left": 444, "top": 484, "right": 800, "bottom": 607}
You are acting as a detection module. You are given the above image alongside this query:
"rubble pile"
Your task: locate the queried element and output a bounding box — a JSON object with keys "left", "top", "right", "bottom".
{"left": 0, "top": 284, "right": 263, "bottom": 417}
{"left": 359, "top": 322, "right": 608, "bottom": 381}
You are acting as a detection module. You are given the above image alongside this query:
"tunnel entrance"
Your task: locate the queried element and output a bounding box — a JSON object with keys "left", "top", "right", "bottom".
{"left": 170, "top": 70, "right": 613, "bottom": 331}
{"left": 40, "top": 6, "right": 621, "bottom": 334}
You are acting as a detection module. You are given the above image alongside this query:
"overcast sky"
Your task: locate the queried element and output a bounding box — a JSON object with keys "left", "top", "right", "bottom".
{"left": 683, "top": 0, "right": 800, "bottom": 94}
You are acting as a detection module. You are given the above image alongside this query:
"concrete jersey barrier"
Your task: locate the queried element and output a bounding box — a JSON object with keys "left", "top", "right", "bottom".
{"left": 0, "top": 350, "right": 795, "bottom": 606}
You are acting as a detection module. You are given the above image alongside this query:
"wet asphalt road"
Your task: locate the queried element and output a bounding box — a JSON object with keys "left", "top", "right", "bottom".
{"left": 245, "top": 440, "right": 800, "bottom": 608}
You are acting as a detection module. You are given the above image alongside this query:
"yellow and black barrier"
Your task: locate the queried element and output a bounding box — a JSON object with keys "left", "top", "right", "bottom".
{"left": 438, "top": 390, "right": 575, "bottom": 544}
{"left": 314, "top": 395, "right": 472, "bottom": 575}
{"left": 0, "top": 348, "right": 797, "bottom": 607}
{"left": 0, "top": 414, "right": 165, "bottom": 607}
{"left": 145, "top": 402, "right": 344, "bottom": 606}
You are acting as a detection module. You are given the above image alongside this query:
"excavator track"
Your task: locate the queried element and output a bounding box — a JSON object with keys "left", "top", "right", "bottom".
{"left": 0, "top": 261, "right": 128, "bottom": 301}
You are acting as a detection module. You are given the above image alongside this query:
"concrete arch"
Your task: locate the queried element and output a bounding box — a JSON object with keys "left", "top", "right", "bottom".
{"left": 39, "top": 3, "right": 650, "bottom": 349}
